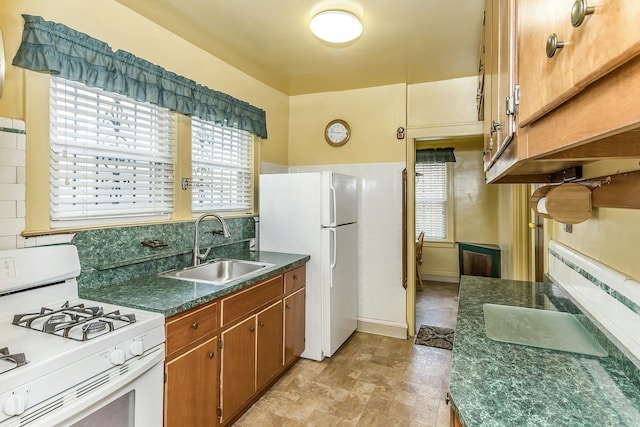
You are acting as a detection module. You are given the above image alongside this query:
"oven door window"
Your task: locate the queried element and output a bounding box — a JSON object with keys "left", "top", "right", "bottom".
{"left": 70, "top": 390, "right": 135, "bottom": 427}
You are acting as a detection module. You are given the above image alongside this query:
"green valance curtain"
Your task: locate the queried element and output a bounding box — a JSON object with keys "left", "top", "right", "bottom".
{"left": 12, "top": 14, "right": 268, "bottom": 138}
{"left": 416, "top": 147, "right": 456, "bottom": 164}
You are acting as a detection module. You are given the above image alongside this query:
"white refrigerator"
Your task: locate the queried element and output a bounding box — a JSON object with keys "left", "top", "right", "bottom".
{"left": 259, "top": 172, "right": 358, "bottom": 361}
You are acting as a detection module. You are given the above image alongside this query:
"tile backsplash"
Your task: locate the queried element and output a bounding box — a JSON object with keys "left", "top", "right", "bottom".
{"left": 0, "top": 117, "right": 26, "bottom": 250}
{"left": 549, "top": 240, "right": 640, "bottom": 360}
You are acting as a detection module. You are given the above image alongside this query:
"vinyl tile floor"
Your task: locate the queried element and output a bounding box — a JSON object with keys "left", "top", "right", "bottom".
{"left": 234, "top": 281, "right": 460, "bottom": 426}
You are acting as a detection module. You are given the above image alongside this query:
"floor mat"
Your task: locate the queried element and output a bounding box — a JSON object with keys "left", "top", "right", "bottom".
{"left": 415, "top": 324, "right": 455, "bottom": 350}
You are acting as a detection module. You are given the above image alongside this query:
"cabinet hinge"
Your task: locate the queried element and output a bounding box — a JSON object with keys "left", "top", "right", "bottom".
{"left": 217, "top": 407, "right": 222, "bottom": 418}
{"left": 218, "top": 339, "right": 223, "bottom": 350}
{"left": 164, "top": 372, "right": 167, "bottom": 384}
{"left": 506, "top": 96, "right": 515, "bottom": 116}
{"left": 506, "top": 85, "right": 520, "bottom": 116}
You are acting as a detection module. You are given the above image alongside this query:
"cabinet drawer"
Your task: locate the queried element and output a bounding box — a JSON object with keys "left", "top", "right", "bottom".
{"left": 166, "top": 302, "right": 218, "bottom": 356}
{"left": 221, "top": 275, "right": 283, "bottom": 327}
{"left": 284, "top": 266, "right": 306, "bottom": 294}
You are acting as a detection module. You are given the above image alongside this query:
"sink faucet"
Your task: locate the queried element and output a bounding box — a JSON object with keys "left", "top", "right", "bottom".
{"left": 193, "top": 213, "right": 231, "bottom": 266}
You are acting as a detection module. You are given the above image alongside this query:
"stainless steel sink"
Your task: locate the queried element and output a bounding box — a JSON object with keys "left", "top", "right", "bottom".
{"left": 159, "top": 259, "right": 274, "bottom": 285}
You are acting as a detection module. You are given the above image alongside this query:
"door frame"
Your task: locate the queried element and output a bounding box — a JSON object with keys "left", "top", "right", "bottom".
{"left": 405, "top": 122, "right": 483, "bottom": 337}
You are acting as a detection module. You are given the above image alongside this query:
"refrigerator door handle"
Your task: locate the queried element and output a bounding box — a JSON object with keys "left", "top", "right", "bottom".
{"left": 330, "top": 228, "right": 337, "bottom": 288}
{"left": 329, "top": 183, "right": 337, "bottom": 226}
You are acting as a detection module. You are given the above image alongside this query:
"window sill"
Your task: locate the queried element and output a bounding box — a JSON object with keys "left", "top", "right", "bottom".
{"left": 422, "top": 241, "right": 456, "bottom": 249}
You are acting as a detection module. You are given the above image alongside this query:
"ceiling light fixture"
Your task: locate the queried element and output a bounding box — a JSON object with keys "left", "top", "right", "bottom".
{"left": 309, "top": 10, "right": 363, "bottom": 44}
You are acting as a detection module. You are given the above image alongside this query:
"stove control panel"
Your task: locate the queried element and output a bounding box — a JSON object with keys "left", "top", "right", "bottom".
{"left": 129, "top": 339, "right": 145, "bottom": 356}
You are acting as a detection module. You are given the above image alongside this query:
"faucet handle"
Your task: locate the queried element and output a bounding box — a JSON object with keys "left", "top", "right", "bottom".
{"left": 197, "top": 247, "right": 212, "bottom": 261}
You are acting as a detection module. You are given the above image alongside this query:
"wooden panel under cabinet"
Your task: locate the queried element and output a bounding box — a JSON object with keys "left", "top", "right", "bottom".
{"left": 165, "top": 336, "right": 219, "bottom": 427}
{"left": 284, "top": 287, "right": 306, "bottom": 366}
{"left": 221, "top": 275, "right": 283, "bottom": 327}
{"left": 165, "top": 301, "right": 217, "bottom": 357}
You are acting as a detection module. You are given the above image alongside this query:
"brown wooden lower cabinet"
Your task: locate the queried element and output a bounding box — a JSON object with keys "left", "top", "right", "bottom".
{"left": 256, "top": 300, "right": 284, "bottom": 389}
{"left": 220, "top": 316, "right": 256, "bottom": 422}
{"left": 163, "top": 264, "right": 306, "bottom": 427}
{"left": 164, "top": 336, "right": 219, "bottom": 427}
{"left": 284, "top": 287, "right": 305, "bottom": 365}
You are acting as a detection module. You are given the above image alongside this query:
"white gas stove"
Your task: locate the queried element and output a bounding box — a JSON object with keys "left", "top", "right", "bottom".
{"left": 0, "top": 245, "right": 165, "bottom": 427}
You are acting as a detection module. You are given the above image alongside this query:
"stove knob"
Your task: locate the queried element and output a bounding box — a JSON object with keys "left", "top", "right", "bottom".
{"left": 3, "top": 393, "right": 29, "bottom": 416}
{"left": 129, "top": 340, "right": 145, "bottom": 356}
{"left": 108, "top": 349, "right": 126, "bottom": 365}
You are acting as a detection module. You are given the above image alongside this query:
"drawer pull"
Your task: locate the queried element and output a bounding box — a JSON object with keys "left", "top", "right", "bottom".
{"left": 546, "top": 33, "right": 565, "bottom": 58}
{"left": 208, "top": 352, "right": 214, "bottom": 359}
{"left": 286, "top": 305, "right": 291, "bottom": 310}
{"left": 293, "top": 275, "right": 298, "bottom": 280}
{"left": 260, "top": 321, "right": 265, "bottom": 327}
{"left": 250, "top": 326, "right": 256, "bottom": 332}
{"left": 192, "top": 322, "right": 199, "bottom": 330}
{"left": 571, "top": 0, "right": 594, "bottom": 28}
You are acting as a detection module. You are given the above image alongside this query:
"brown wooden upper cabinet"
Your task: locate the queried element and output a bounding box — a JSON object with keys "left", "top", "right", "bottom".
{"left": 484, "top": 0, "right": 640, "bottom": 184}
{"left": 483, "top": 0, "right": 517, "bottom": 169}
{"left": 518, "top": 0, "right": 640, "bottom": 126}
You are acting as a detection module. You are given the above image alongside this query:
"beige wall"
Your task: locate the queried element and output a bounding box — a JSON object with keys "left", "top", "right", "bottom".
{"left": 0, "top": 0, "right": 289, "bottom": 165}
{"left": 288, "top": 84, "right": 407, "bottom": 166}
{"left": 551, "top": 207, "right": 640, "bottom": 281}
{"left": 408, "top": 77, "right": 479, "bottom": 129}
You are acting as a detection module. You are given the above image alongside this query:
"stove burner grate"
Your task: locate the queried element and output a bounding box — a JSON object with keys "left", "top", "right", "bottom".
{"left": 0, "top": 347, "right": 28, "bottom": 374}
{"left": 12, "top": 302, "right": 136, "bottom": 341}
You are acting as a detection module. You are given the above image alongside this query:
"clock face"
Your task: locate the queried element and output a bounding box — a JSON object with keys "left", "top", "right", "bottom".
{"left": 325, "top": 120, "right": 350, "bottom": 146}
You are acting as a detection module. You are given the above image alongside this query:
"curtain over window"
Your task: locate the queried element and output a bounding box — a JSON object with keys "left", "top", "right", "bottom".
{"left": 12, "top": 14, "right": 268, "bottom": 138}
{"left": 416, "top": 147, "right": 456, "bottom": 164}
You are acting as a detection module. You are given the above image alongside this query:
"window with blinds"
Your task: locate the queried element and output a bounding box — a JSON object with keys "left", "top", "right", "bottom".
{"left": 415, "top": 162, "right": 448, "bottom": 240}
{"left": 191, "top": 117, "right": 254, "bottom": 213}
{"left": 49, "top": 77, "right": 175, "bottom": 227}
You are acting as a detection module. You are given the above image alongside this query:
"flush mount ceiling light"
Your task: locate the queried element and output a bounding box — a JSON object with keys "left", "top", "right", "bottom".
{"left": 309, "top": 10, "right": 363, "bottom": 43}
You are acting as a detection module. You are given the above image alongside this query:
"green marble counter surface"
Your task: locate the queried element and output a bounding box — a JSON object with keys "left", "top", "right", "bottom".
{"left": 449, "top": 276, "right": 640, "bottom": 427}
{"left": 79, "top": 251, "right": 309, "bottom": 318}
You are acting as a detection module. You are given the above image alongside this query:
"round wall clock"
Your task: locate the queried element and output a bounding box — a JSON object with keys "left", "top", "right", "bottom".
{"left": 324, "top": 119, "right": 351, "bottom": 147}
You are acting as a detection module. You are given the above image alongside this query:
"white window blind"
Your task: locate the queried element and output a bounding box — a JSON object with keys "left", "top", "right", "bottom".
{"left": 49, "top": 77, "right": 175, "bottom": 227}
{"left": 415, "top": 163, "right": 448, "bottom": 240}
{"left": 191, "top": 117, "right": 254, "bottom": 213}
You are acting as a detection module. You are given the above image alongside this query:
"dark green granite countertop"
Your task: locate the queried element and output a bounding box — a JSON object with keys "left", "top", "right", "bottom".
{"left": 449, "top": 276, "right": 640, "bottom": 427}
{"left": 79, "top": 251, "right": 309, "bottom": 317}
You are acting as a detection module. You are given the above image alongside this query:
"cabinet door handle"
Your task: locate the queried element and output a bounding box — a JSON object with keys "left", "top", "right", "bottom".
{"left": 260, "top": 321, "right": 265, "bottom": 327}
{"left": 208, "top": 352, "right": 215, "bottom": 359}
{"left": 250, "top": 326, "right": 255, "bottom": 332}
{"left": 571, "top": 0, "right": 594, "bottom": 27}
{"left": 192, "top": 322, "right": 199, "bottom": 329}
{"left": 293, "top": 275, "right": 298, "bottom": 280}
{"left": 286, "top": 304, "right": 291, "bottom": 310}
{"left": 546, "top": 33, "right": 565, "bottom": 58}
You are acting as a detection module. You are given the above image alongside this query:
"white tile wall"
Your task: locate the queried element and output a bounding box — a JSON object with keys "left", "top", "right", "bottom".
{"left": 290, "top": 162, "right": 407, "bottom": 336}
{"left": 0, "top": 118, "right": 27, "bottom": 250}
{"left": 548, "top": 240, "right": 640, "bottom": 359}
